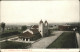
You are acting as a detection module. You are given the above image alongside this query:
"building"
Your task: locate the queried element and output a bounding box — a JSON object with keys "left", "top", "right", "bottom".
{"left": 31, "top": 25, "right": 38, "bottom": 29}
{"left": 19, "top": 29, "right": 41, "bottom": 41}
{"left": 58, "top": 25, "right": 78, "bottom": 31}
{"left": 18, "top": 20, "right": 49, "bottom": 41}
{"left": 39, "top": 20, "right": 48, "bottom": 37}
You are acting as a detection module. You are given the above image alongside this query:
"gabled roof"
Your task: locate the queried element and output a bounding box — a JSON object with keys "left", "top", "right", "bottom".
{"left": 40, "top": 20, "right": 43, "bottom": 24}
{"left": 19, "top": 31, "right": 34, "bottom": 38}
{"left": 19, "top": 29, "right": 39, "bottom": 38}
{"left": 32, "top": 25, "right": 38, "bottom": 29}
{"left": 30, "top": 29, "right": 39, "bottom": 34}
{"left": 23, "top": 29, "right": 33, "bottom": 34}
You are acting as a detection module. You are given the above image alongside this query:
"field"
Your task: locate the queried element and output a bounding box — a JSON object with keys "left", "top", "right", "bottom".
{"left": 47, "top": 31, "right": 78, "bottom": 48}
{"left": 0, "top": 30, "right": 21, "bottom": 38}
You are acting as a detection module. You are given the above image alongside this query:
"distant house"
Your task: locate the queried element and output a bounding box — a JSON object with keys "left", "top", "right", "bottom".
{"left": 31, "top": 25, "right": 38, "bottom": 29}
{"left": 58, "top": 25, "right": 78, "bottom": 31}
{"left": 49, "top": 25, "right": 58, "bottom": 30}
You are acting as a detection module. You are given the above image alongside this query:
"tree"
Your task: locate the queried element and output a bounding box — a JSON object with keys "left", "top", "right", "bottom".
{"left": 1, "top": 22, "right": 5, "bottom": 32}
{"left": 21, "top": 25, "right": 27, "bottom": 31}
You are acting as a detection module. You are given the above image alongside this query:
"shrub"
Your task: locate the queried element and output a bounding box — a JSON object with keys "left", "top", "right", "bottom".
{"left": 0, "top": 31, "right": 21, "bottom": 38}
{"left": 1, "top": 41, "right": 31, "bottom": 49}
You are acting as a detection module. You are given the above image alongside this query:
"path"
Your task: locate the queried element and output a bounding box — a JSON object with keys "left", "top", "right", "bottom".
{"left": 0, "top": 35, "right": 18, "bottom": 42}
{"left": 76, "top": 32, "right": 80, "bottom": 48}
{"left": 29, "top": 31, "right": 63, "bottom": 49}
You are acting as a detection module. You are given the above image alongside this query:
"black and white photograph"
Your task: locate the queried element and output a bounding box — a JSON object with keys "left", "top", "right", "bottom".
{"left": 0, "top": 0, "right": 80, "bottom": 52}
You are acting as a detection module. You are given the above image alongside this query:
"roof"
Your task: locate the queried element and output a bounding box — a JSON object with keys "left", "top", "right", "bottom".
{"left": 59, "top": 24, "right": 71, "bottom": 26}
{"left": 45, "top": 20, "right": 48, "bottom": 23}
{"left": 19, "top": 29, "right": 39, "bottom": 38}
{"left": 23, "top": 29, "right": 33, "bottom": 34}
{"left": 19, "top": 31, "right": 34, "bottom": 38}
{"left": 32, "top": 25, "right": 38, "bottom": 29}
{"left": 40, "top": 20, "right": 43, "bottom": 24}
{"left": 30, "top": 29, "right": 39, "bottom": 34}
{"left": 62, "top": 25, "right": 71, "bottom": 26}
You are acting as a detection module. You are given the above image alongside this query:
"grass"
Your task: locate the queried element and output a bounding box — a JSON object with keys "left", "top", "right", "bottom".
{"left": 0, "top": 41, "right": 31, "bottom": 49}
{"left": 47, "top": 31, "right": 78, "bottom": 48}
{"left": 1, "top": 30, "right": 22, "bottom": 34}
{"left": 0, "top": 30, "right": 22, "bottom": 38}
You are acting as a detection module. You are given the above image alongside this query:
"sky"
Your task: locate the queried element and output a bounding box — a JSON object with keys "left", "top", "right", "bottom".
{"left": 1, "top": 1, "right": 79, "bottom": 24}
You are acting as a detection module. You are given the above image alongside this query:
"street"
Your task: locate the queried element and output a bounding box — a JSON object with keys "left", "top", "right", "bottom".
{"left": 29, "top": 31, "right": 63, "bottom": 49}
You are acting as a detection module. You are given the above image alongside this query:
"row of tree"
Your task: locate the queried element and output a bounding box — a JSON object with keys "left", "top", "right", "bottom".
{"left": 0, "top": 22, "right": 27, "bottom": 32}
{"left": 1, "top": 31, "right": 21, "bottom": 38}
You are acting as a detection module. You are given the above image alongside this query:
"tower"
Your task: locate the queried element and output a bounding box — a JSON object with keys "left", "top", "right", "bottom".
{"left": 45, "top": 20, "right": 48, "bottom": 27}
{"left": 39, "top": 20, "right": 44, "bottom": 37}
{"left": 44, "top": 20, "right": 48, "bottom": 36}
